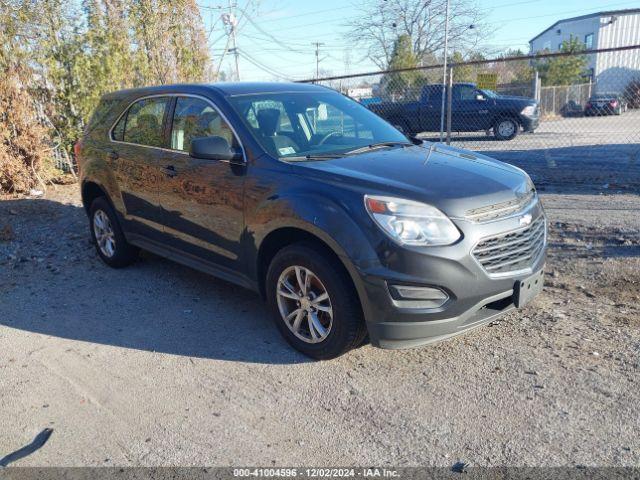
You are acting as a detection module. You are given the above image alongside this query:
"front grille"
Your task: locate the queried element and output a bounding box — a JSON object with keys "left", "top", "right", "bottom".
{"left": 465, "top": 190, "right": 536, "bottom": 222}
{"left": 472, "top": 215, "right": 546, "bottom": 276}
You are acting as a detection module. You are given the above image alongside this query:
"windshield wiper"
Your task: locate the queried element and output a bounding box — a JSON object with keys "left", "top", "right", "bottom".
{"left": 285, "top": 153, "right": 345, "bottom": 161}
{"left": 345, "top": 141, "right": 413, "bottom": 155}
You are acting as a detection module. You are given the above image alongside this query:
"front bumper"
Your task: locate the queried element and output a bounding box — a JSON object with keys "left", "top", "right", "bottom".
{"left": 354, "top": 203, "right": 547, "bottom": 349}
{"left": 520, "top": 115, "right": 539, "bottom": 132}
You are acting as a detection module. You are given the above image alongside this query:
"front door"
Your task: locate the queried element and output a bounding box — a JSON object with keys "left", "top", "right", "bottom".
{"left": 452, "top": 85, "right": 490, "bottom": 131}
{"left": 158, "top": 96, "right": 246, "bottom": 271}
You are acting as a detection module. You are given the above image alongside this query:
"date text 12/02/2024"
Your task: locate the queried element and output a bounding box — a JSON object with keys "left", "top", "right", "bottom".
{"left": 233, "top": 468, "right": 400, "bottom": 478}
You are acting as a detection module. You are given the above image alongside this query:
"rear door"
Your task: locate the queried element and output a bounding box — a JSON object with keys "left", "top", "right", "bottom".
{"left": 419, "top": 86, "right": 442, "bottom": 132}
{"left": 158, "top": 95, "right": 246, "bottom": 271}
{"left": 110, "top": 96, "right": 171, "bottom": 238}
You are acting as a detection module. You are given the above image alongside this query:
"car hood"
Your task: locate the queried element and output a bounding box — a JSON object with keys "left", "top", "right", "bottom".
{"left": 292, "top": 144, "right": 532, "bottom": 218}
{"left": 495, "top": 94, "right": 537, "bottom": 105}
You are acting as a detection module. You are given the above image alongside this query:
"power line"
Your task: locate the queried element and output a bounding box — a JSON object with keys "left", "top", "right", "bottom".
{"left": 237, "top": 47, "right": 295, "bottom": 80}
{"left": 250, "top": 0, "right": 640, "bottom": 33}
{"left": 236, "top": 5, "right": 309, "bottom": 54}
{"left": 298, "top": 43, "right": 640, "bottom": 83}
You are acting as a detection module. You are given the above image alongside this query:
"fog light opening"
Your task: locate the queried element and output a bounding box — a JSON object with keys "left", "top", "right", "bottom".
{"left": 389, "top": 284, "right": 449, "bottom": 309}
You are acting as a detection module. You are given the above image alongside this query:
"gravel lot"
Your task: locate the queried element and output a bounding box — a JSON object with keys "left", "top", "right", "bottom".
{"left": 1, "top": 133, "right": 640, "bottom": 467}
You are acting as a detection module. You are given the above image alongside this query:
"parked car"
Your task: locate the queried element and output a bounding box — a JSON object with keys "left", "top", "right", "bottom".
{"left": 584, "top": 93, "right": 628, "bottom": 116}
{"left": 76, "top": 82, "right": 546, "bottom": 359}
{"left": 368, "top": 83, "right": 540, "bottom": 140}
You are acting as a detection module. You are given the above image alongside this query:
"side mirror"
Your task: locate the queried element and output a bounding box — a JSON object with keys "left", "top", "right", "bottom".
{"left": 475, "top": 93, "right": 486, "bottom": 101}
{"left": 189, "top": 136, "right": 243, "bottom": 162}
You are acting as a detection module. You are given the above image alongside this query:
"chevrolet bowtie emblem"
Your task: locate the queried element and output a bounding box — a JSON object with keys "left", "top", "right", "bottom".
{"left": 519, "top": 214, "right": 533, "bottom": 226}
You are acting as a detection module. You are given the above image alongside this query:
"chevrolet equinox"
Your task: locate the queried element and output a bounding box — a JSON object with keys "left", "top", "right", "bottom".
{"left": 76, "top": 82, "right": 546, "bottom": 359}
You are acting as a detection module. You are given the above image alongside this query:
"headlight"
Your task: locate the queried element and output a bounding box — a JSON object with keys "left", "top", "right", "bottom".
{"left": 364, "top": 195, "right": 460, "bottom": 246}
{"left": 521, "top": 105, "right": 536, "bottom": 116}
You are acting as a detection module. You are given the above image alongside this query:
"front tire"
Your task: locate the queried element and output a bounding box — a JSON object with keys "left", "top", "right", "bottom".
{"left": 493, "top": 117, "right": 519, "bottom": 141}
{"left": 89, "top": 197, "right": 139, "bottom": 268}
{"left": 266, "top": 243, "right": 366, "bottom": 359}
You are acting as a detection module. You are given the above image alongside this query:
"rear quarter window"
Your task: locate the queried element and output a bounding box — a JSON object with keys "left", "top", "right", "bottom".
{"left": 111, "top": 113, "right": 126, "bottom": 141}
{"left": 85, "top": 98, "right": 120, "bottom": 136}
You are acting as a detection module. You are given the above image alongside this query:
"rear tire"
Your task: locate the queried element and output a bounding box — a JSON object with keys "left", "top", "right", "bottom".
{"left": 89, "top": 197, "right": 139, "bottom": 268}
{"left": 493, "top": 117, "right": 519, "bottom": 141}
{"left": 266, "top": 243, "right": 366, "bottom": 359}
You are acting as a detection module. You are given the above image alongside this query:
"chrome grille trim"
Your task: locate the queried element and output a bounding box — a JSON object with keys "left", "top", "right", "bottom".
{"left": 472, "top": 215, "right": 546, "bottom": 277}
{"left": 465, "top": 190, "right": 536, "bottom": 223}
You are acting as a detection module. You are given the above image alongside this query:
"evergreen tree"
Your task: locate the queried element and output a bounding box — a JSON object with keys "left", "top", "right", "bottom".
{"left": 381, "top": 34, "right": 423, "bottom": 99}
{"left": 450, "top": 51, "right": 485, "bottom": 83}
{"left": 538, "top": 36, "right": 588, "bottom": 86}
{"left": 501, "top": 48, "right": 533, "bottom": 84}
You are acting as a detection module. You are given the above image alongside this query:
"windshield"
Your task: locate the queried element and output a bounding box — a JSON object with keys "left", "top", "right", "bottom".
{"left": 481, "top": 89, "right": 498, "bottom": 99}
{"left": 227, "top": 90, "right": 409, "bottom": 159}
{"left": 591, "top": 94, "right": 617, "bottom": 100}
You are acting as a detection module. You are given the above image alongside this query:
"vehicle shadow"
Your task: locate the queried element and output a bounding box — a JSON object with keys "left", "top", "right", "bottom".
{"left": 0, "top": 198, "right": 311, "bottom": 365}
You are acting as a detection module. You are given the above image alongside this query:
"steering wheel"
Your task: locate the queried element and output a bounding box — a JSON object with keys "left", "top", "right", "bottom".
{"left": 317, "top": 131, "right": 342, "bottom": 146}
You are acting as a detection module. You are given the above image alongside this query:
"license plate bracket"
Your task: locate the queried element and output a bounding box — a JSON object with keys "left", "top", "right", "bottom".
{"left": 514, "top": 270, "right": 544, "bottom": 308}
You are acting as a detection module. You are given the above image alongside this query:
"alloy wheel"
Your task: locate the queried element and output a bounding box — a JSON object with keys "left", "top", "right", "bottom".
{"left": 276, "top": 265, "right": 333, "bottom": 344}
{"left": 93, "top": 209, "right": 116, "bottom": 258}
{"left": 497, "top": 120, "right": 516, "bottom": 137}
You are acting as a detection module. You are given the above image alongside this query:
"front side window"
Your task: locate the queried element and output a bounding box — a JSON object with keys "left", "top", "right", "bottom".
{"left": 456, "top": 85, "right": 477, "bottom": 101}
{"left": 228, "top": 91, "right": 406, "bottom": 159}
{"left": 122, "top": 97, "right": 169, "bottom": 148}
{"left": 170, "top": 97, "right": 237, "bottom": 152}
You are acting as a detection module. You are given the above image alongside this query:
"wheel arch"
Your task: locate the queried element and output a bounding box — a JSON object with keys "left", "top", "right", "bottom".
{"left": 81, "top": 181, "right": 111, "bottom": 214}
{"left": 256, "top": 226, "right": 366, "bottom": 311}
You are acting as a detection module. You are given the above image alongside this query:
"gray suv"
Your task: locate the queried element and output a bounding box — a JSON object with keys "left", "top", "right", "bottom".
{"left": 76, "top": 82, "right": 546, "bottom": 359}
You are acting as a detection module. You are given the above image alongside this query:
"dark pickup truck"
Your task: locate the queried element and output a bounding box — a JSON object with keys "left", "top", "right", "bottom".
{"left": 368, "top": 83, "right": 539, "bottom": 141}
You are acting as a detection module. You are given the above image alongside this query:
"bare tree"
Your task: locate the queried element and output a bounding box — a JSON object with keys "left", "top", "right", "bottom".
{"left": 345, "top": 0, "right": 489, "bottom": 69}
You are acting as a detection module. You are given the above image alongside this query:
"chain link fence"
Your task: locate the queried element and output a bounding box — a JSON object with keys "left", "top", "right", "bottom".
{"left": 304, "top": 45, "right": 640, "bottom": 192}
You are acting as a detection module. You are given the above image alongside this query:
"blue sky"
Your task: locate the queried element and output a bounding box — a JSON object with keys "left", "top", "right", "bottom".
{"left": 199, "top": 0, "right": 640, "bottom": 81}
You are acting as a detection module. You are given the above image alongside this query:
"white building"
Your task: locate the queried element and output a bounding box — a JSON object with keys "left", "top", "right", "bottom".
{"left": 529, "top": 8, "right": 640, "bottom": 93}
{"left": 347, "top": 86, "right": 374, "bottom": 100}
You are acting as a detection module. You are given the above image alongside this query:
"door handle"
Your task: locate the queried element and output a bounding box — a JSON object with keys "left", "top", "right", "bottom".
{"left": 162, "top": 165, "right": 177, "bottom": 177}
{"left": 107, "top": 150, "right": 119, "bottom": 160}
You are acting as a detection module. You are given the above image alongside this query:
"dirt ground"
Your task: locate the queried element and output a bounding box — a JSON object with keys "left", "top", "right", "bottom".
{"left": 0, "top": 183, "right": 639, "bottom": 467}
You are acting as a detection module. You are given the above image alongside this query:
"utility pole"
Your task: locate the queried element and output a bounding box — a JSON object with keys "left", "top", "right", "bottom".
{"left": 439, "top": 0, "right": 450, "bottom": 143}
{"left": 312, "top": 42, "right": 325, "bottom": 80}
{"left": 222, "top": 1, "right": 240, "bottom": 81}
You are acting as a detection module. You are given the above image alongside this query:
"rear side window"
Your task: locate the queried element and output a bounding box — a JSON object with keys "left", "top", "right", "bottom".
{"left": 118, "top": 97, "right": 169, "bottom": 148}
{"left": 423, "top": 86, "right": 441, "bottom": 102}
